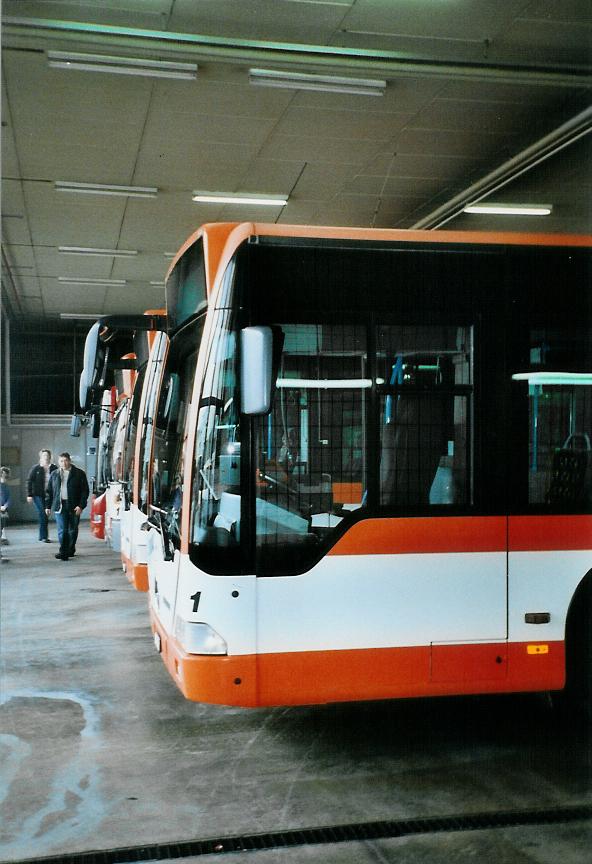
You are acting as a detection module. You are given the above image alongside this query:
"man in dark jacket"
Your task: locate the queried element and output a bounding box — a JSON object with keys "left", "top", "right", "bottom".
{"left": 27, "top": 449, "right": 58, "bottom": 542}
{"left": 45, "top": 452, "right": 89, "bottom": 561}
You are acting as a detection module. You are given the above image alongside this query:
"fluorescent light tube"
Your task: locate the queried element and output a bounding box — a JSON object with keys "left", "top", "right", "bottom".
{"left": 193, "top": 192, "right": 288, "bottom": 206}
{"left": 276, "top": 378, "right": 373, "bottom": 389}
{"left": 58, "top": 246, "right": 138, "bottom": 257}
{"left": 512, "top": 372, "right": 592, "bottom": 385}
{"left": 463, "top": 203, "right": 553, "bottom": 216}
{"left": 278, "top": 1, "right": 352, "bottom": 6}
{"left": 55, "top": 181, "right": 158, "bottom": 198}
{"left": 249, "top": 68, "right": 386, "bottom": 96}
{"left": 58, "top": 277, "right": 126, "bottom": 286}
{"left": 48, "top": 51, "right": 197, "bottom": 81}
{"left": 60, "top": 313, "right": 107, "bottom": 320}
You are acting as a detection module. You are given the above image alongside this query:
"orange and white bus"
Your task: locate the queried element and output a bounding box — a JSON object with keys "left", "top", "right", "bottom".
{"left": 89, "top": 385, "right": 118, "bottom": 541}
{"left": 137, "top": 222, "right": 590, "bottom": 708}
{"left": 79, "top": 312, "right": 165, "bottom": 576}
{"left": 100, "top": 361, "right": 138, "bottom": 550}
{"left": 118, "top": 329, "right": 168, "bottom": 590}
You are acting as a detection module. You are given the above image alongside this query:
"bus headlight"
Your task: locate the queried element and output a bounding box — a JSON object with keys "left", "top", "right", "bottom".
{"left": 174, "top": 618, "right": 228, "bottom": 655}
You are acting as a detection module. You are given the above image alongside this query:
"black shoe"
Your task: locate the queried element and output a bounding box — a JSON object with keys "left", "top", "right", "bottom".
{"left": 40, "top": 538, "right": 51, "bottom": 543}
{"left": 44, "top": 539, "right": 51, "bottom": 543}
{"left": 55, "top": 553, "right": 69, "bottom": 560}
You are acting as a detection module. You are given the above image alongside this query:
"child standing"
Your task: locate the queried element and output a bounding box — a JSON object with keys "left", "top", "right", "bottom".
{"left": 0, "top": 466, "right": 11, "bottom": 544}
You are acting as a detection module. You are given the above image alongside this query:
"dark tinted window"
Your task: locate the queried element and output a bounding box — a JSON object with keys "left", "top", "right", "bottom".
{"left": 166, "top": 238, "right": 207, "bottom": 330}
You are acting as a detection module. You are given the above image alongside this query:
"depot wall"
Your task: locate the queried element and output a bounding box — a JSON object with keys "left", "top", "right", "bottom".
{"left": 0, "top": 416, "right": 96, "bottom": 523}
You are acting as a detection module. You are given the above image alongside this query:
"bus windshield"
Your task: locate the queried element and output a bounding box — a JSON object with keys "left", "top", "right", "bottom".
{"left": 122, "top": 364, "right": 146, "bottom": 506}
{"left": 105, "top": 398, "right": 129, "bottom": 484}
{"left": 139, "top": 317, "right": 204, "bottom": 544}
{"left": 189, "top": 240, "right": 475, "bottom": 575}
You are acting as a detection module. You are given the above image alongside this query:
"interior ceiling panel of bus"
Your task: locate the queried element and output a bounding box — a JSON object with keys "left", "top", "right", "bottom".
{"left": 1, "top": 0, "right": 591, "bottom": 320}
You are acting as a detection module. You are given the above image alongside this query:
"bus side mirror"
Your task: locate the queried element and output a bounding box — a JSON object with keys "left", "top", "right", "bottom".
{"left": 79, "top": 365, "right": 94, "bottom": 414}
{"left": 240, "top": 326, "right": 274, "bottom": 415}
{"left": 91, "top": 409, "right": 101, "bottom": 439}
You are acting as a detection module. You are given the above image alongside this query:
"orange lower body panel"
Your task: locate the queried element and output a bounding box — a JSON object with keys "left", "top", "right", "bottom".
{"left": 150, "top": 608, "right": 565, "bottom": 707}
{"left": 121, "top": 551, "right": 148, "bottom": 592}
{"left": 89, "top": 493, "right": 106, "bottom": 541}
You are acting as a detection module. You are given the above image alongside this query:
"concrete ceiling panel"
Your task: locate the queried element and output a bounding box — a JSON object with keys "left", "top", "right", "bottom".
{"left": 259, "top": 133, "right": 388, "bottom": 165}
{"left": 22, "top": 181, "right": 128, "bottom": 247}
{"left": 3, "top": 0, "right": 172, "bottom": 28}
{"left": 275, "top": 106, "right": 411, "bottom": 141}
{"left": 1, "top": 0, "right": 590, "bottom": 322}
{"left": 170, "top": 0, "right": 350, "bottom": 42}
{"left": 133, "top": 142, "right": 258, "bottom": 188}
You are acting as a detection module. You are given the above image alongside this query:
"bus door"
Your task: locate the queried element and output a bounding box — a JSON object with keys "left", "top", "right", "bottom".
{"left": 144, "top": 320, "right": 204, "bottom": 636}
{"left": 508, "top": 325, "right": 592, "bottom": 691}
{"left": 119, "top": 357, "right": 150, "bottom": 568}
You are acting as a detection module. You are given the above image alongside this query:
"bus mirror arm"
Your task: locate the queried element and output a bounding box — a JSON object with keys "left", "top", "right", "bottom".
{"left": 142, "top": 507, "right": 175, "bottom": 561}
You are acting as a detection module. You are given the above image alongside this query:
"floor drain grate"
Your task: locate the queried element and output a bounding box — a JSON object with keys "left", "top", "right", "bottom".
{"left": 9, "top": 804, "right": 591, "bottom": 863}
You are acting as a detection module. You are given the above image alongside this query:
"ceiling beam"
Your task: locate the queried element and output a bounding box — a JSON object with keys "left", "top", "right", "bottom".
{"left": 411, "top": 106, "right": 592, "bottom": 229}
{"left": 1, "top": 245, "right": 25, "bottom": 320}
{"left": 4, "top": 16, "right": 592, "bottom": 88}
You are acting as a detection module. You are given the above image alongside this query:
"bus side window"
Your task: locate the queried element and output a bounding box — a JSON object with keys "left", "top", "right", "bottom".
{"left": 525, "top": 385, "right": 592, "bottom": 507}
{"left": 519, "top": 328, "right": 592, "bottom": 509}
{"left": 377, "top": 325, "right": 472, "bottom": 508}
{"left": 191, "top": 303, "right": 240, "bottom": 549}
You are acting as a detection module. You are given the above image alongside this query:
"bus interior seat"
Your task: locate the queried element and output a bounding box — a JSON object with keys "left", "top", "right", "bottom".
{"left": 546, "top": 433, "right": 591, "bottom": 506}
{"left": 294, "top": 472, "right": 332, "bottom": 515}
{"left": 380, "top": 394, "right": 448, "bottom": 506}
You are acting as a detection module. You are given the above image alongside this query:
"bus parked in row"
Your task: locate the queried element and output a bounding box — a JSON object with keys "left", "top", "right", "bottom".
{"left": 99, "top": 360, "right": 137, "bottom": 550}
{"left": 83, "top": 223, "right": 592, "bottom": 709}
{"left": 79, "top": 311, "right": 165, "bottom": 584}
{"left": 89, "top": 385, "right": 118, "bottom": 542}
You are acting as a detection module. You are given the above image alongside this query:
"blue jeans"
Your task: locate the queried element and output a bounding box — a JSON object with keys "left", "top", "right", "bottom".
{"left": 56, "top": 504, "right": 80, "bottom": 558}
{"left": 33, "top": 495, "right": 49, "bottom": 540}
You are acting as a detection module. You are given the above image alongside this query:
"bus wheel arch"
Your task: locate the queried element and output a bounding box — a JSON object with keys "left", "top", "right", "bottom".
{"left": 562, "top": 569, "right": 592, "bottom": 705}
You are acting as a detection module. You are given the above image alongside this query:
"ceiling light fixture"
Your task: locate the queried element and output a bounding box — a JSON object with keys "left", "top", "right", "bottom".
{"left": 55, "top": 181, "right": 158, "bottom": 198}
{"left": 60, "top": 313, "right": 107, "bottom": 320}
{"left": 249, "top": 67, "right": 386, "bottom": 96}
{"left": 48, "top": 51, "right": 198, "bottom": 81}
{"left": 512, "top": 372, "right": 592, "bottom": 385}
{"left": 58, "top": 277, "right": 127, "bottom": 286}
{"left": 58, "top": 246, "right": 138, "bottom": 258}
{"left": 278, "top": 1, "right": 352, "bottom": 6}
{"left": 193, "top": 191, "right": 288, "bottom": 206}
{"left": 463, "top": 202, "right": 553, "bottom": 216}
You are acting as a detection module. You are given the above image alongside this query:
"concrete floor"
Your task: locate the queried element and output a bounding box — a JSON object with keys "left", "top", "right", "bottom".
{"left": 1, "top": 524, "right": 590, "bottom": 863}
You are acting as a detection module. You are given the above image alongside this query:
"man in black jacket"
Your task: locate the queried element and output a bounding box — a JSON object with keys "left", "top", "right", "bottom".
{"left": 27, "top": 449, "right": 58, "bottom": 542}
{"left": 45, "top": 452, "right": 89, "bottom": 561}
